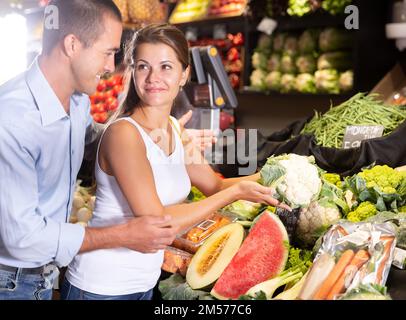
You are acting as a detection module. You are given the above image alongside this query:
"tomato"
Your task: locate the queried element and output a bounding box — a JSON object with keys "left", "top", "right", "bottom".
{"left": 112, "top": 84, "right": 124, "bottom": 97}
{"left": 97, "top": 79, "right": 107, "bottom": 92}
{"left": 106, "top": 76, "right": 118, "bottom": 89}
{"left": 105, "top": 97, "right": 118, "bottom": 111}
{"left": 104, "top": 89, "right": 114, "bottom": 99}
{"left": 97, "top": 112, "right": 108, "bottom": 123}
{"left": 90, "top": 95, "right": 98, "bottom": 105}
{"left": 94, "top": 91, "right": 105, "bottom": 103}
{"left": 94, "top": 102, "right": 106, "bottom": 113}
{"left": 90, "top": 104, "right": 98, "bottom": 115}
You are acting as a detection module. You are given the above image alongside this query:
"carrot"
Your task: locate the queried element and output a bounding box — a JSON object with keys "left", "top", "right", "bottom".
{"left": 326, "top": 249, "right": 370, "bottom": 300}
{"left": 376, "top": 236, "right": 395, "bottom": 285}
{"left": 313, "top": 249, "right": 355, "bottom": 300}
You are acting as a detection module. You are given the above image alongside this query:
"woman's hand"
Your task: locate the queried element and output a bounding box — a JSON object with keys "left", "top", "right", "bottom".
{"left": 234, "top": 181, "right": 292, "bottom": 211}
{"left": 177, "top": 110, "right": 217, "bottom": 152}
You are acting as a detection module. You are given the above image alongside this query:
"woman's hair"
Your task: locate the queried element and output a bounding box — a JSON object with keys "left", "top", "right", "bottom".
{"left": 109, "top": 23, "right": 190, "bottom": 122}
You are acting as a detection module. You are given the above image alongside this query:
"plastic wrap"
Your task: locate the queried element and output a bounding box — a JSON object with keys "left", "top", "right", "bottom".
{"left": 312, "top": 221, "right": 397, "bottom": 299}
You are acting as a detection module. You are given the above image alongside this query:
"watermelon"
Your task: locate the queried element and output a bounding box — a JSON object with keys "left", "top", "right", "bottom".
{"left": 211, "top": 211, "right": 289, "bottom": 300}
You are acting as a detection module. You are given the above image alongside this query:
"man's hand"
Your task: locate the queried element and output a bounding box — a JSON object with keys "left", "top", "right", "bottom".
{"left": 177, "top": 110, "right": 217, "bottom": 152}
{"left": 123, "top": 215, "right": 178, "bottom": 253}
{"left": 80, "top": 215, "right": 178, "bottom": 254}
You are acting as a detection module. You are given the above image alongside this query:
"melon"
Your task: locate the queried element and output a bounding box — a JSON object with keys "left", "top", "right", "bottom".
{"left": 186, "top": 223, "right": 244, "bottom": 290}
{"left": 211, "top": 211, "right": 289, "bottom": 300}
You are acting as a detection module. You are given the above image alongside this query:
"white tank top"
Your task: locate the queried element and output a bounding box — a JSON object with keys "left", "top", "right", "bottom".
{"left": 66, "top": 116, "right": 191, "bottom": 295}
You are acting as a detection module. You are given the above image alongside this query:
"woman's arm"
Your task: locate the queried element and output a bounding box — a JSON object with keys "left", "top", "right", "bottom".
{"left": 100, "top": 122, "right": 284, "bottom": 233}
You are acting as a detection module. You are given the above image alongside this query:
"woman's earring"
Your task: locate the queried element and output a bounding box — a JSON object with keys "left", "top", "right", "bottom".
{"left": 179, "top": 86, "right": 183, "bottom": 92}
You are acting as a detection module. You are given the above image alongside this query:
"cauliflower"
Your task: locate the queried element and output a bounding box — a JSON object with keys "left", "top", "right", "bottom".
{"left": 250, "top": 69, "right": 268, "bottom": 90}
{"left": 260, "top": 154, "right": 322, "bottom": 208}
{"left": 295, "top": 73, "right": 316, "bottom": 94}
{"left": 265, "top": 71, "right": 282, "bottom": 91}
{"left": 251, "top": 52, "right": 268, "bottom": 70}
{"left": 297, "top": 200, "right": 341, "bottom": 246}
{"left": 346, "top": 201, "right": 377, "bottom": 222}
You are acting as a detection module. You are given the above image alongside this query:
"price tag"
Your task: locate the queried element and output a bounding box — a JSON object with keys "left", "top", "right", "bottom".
{"left": 185, "top": 27, "right": 198, "bottom": 42}
{"left": 342, "top": 125, "right": 384, "bottom": 149}
{"left": 257, "top": 17, "right": 277, "bottom": 36}
{"left": 213, "top": 24, "right": 227, "bottom": 40}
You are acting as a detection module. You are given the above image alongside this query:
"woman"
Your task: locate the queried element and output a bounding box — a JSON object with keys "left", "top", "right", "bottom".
{"left": 61, "top": 23, "right": 290, "bottom": 300}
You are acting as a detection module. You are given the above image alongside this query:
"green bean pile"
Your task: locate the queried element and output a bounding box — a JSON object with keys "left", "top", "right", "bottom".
{"left": 301, "top": 93, "right": 406, "bottom": 148}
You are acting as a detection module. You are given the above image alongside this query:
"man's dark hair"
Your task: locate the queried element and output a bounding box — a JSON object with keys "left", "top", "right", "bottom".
{"left": 42, "top": 0, "right": 122, "bottom": 55}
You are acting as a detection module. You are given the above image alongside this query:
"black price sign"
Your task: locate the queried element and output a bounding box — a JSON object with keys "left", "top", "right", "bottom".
{"left": 342, "top": 125, "right": 384, "bottom": 149}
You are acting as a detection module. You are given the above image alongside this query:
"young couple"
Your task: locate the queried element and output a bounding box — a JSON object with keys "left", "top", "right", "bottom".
{"left": 0, "top": 0, "right": 289, "bottom": 300}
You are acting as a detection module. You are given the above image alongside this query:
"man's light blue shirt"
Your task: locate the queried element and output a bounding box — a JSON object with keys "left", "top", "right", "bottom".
{"left": 0, "top": 58, "right": 95, "bottom": 268}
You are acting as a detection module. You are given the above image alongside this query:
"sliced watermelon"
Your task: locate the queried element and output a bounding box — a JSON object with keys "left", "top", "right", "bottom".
{"left": 211, "top": 211, "right": 289, "bottom": 300}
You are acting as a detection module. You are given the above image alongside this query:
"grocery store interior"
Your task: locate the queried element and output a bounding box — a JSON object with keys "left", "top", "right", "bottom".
{"left": 0, "top": 0, "right": 406, "bottom": 301}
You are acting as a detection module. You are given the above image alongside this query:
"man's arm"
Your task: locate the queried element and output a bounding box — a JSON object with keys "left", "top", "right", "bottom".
{"left": 0, "top": 124, "right": 85, "bottom": 266}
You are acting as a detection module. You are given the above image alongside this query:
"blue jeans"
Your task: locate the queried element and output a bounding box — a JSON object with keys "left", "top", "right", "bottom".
{"left": 0, "top": 269, "right": 53, "bottom": 300}
{"left": 61, "top": 278, "right": 154, "bottom": 300}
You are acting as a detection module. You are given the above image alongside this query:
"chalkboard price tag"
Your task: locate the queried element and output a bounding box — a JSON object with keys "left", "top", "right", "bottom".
{"left": 342, "top": 125, "right": 384, "bottom": 149}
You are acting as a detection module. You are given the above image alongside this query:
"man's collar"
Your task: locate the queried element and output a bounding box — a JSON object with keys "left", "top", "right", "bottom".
{"left": 25, "top": 56, "right": 69, "bottom": 126}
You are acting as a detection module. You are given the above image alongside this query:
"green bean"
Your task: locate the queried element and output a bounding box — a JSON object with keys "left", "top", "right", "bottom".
{"left": 300, "top": 93, "right": 406, "bottom": 148}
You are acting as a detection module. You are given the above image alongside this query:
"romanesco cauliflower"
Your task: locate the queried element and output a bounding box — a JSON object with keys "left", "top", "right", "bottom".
{"left": 358, "top": 165, "right": 406, "bottom": 194}
{"left": 322, "top": 173, "right": 342, "bottom": 188}
{"left": 346, "top": 201, "right": 377, "bottom": 222}
{"left": 260, "top": 154, "right": 322, "bottom": 208}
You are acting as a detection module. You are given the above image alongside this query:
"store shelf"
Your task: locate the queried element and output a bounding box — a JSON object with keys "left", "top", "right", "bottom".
{"left": 239, "top": 88, "right": 355, "bottom": 99}
{"left": 275, "top": 11, "right": 347, "bottom": 31}
{"left": 172, "top": 14, "right": 253, "bottom": 30}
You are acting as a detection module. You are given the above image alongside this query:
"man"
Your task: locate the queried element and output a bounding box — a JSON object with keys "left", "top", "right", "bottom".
{"left": 0, "top": 0, "right": 198, "bottom": 300}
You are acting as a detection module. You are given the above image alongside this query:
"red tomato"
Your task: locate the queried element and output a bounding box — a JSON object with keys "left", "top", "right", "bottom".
{"left": 90, "top": 95, "right": 97, "bottom": 105}
{"left": 94, "top": 102, "right": 106, "bottom": 113}
{"left": 90, "top": 104, "right": 98, "bottom": 114}
{"left": 114, "top": 74, "right": 123, "bottom": 85}
{"left": 106, "top": 76, "right": 118, "bottom": 89}
{"left": 97, "top": 112, "right": 108, "bottom": 123}
{"left": 104, "top": 89, "right": 114, "bottom": 99}
{"left": 97, "top": 79, "right": 107, "bottom": 92}
{"left": 105, "top": 97, "right": 118, "bottom": 111}
{"left": 92, "top": 113, "right": 101, "bottom": 122}
{"left": 94, "top": 91, "right": 105, "bottom": 103}
{"left": 112, "top": 84, "right": 123, "bottom": 97}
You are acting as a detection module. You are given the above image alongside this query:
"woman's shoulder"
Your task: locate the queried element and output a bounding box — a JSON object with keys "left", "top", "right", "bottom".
{"left": 101, "top": 118, "right": 145, "bottom": 149}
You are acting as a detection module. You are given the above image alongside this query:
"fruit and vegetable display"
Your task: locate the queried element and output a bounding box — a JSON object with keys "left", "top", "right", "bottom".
{"left": 113, "top": 0, "right": 167, "bottom": 25}
{"left": 169, "top": 0, "right": 211, "bottom": 24}
{"left": 158, "top": 154, "right": 406, "bottom": 300}
{"left": 188, "top": 32, "right": 244, "bottom": 90}
{"left": 300, "top": 93, "right": 406, "bottom": 148}
{"left": 250, "top": 27, "right": 354, "bottom": 94}
{"left": 263, "top": 0, "right": 352, "bottom": 18}
{"left": 169, "top": 0, "right": 248, "bottom": 24}
{"left": 69, "top": 181, "right": 96, "bottom": 227}
{"left": 90, "top": 73, "right": 124, "bottom": 124}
